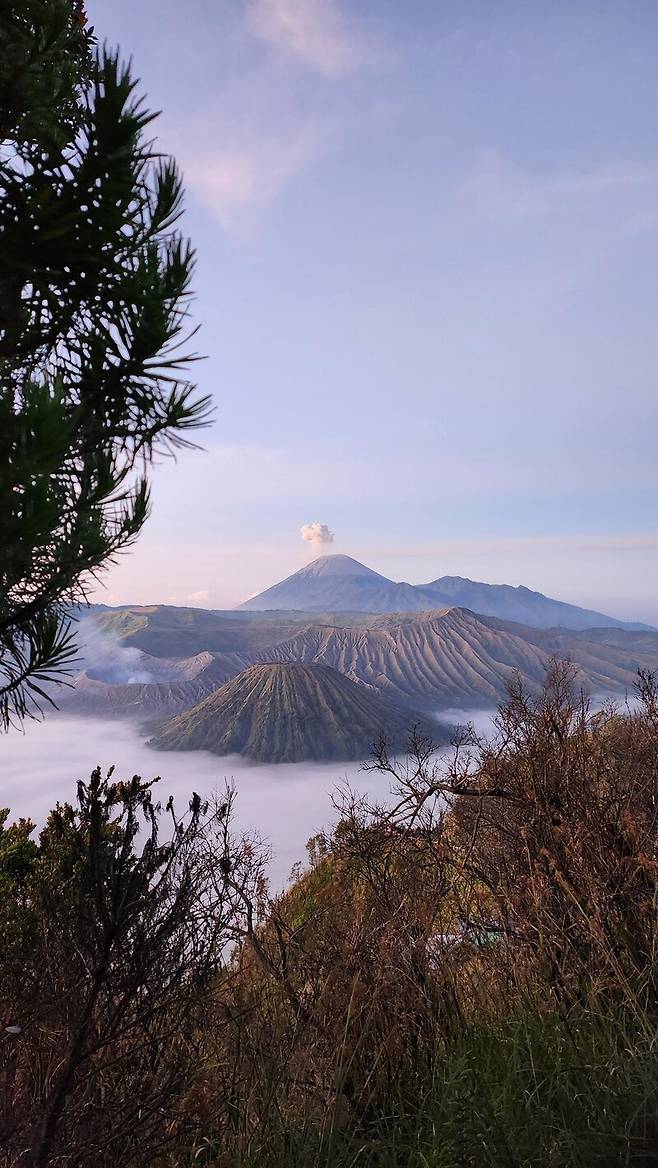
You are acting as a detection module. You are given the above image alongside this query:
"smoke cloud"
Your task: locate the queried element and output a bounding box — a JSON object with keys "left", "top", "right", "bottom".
{"left": 76, "top": 618, "right": 154, "bottom": 685}
{"left": 300, "top": 522, "right": 335, "bottom": 547}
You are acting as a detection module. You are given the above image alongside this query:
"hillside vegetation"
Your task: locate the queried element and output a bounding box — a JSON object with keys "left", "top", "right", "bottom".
{"left": 183, "top": 664, "right": 658, "bottom": 1166}
{"left": 5, "top": 663, "right": 658, "bottom": 1166}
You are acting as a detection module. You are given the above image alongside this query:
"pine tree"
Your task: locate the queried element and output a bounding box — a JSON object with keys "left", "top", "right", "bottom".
{"left": 0, "top": 1, "right": 211, "bottom": 728}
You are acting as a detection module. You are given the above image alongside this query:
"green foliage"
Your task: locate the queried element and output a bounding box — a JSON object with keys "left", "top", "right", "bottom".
{"left": 211, "top": 1011, "right": 658, "bottom": 1167}
{"left": 0, "top": 808, "right": 38, "bottom": 952}
{"left": 0, "top": 1, "right": 210, "bottom": 729}
{"left": 0, "top": 0, "right": 93, "bottom": 147}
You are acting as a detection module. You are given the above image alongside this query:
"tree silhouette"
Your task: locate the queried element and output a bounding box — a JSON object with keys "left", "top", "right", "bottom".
{"left": 0, "top": 1, "right": 211, "bottom": 728}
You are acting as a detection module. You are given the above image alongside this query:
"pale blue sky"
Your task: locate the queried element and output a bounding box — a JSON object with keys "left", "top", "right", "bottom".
{"left": 87, "top": 0, "right": 658, "bottom": 621}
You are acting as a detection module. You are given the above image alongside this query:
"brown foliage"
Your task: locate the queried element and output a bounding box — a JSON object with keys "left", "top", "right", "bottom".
{"left": 4, "top": 662, "right": 658, "bottom": 1164}
{"left": 189, "top": 663, "right": 658, "bottom": 1158}
{"left": 0, "top": 775, "right": 265, "bottom": 1167}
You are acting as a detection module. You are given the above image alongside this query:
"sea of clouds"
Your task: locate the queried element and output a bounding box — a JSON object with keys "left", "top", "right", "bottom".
{"left": 0, "top": 715, "right": 398, "bottom": 892}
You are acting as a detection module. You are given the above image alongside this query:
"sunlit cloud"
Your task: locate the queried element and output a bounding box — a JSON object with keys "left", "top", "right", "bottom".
{"left": 246, "top": 0, "right": 369, "bottom": 77}
{"left": 182, "top": 123, "right": 323, "bottom": 232}
{"left": 188, "top": 589, "right": 210, "bottom": 604}
{"left": 170, "top": 0, "right": 379, "bottom": 233}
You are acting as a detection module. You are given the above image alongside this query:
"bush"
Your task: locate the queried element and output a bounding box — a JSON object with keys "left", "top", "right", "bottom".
{"left": 5, "top": 664, "right": 658, "bottom": 1166}
{"left": 0, "top": 774, "right": 264, "bottom": 1167}
{"left": 184, "top": 664, "right": 658, "bottom": 1167}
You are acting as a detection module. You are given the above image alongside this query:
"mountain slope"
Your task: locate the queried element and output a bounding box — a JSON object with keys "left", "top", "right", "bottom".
{"left": 421, "top": 576, "right": 646, "bottom": 631}
{"left": 258, "top": 609, "right": 553, "bottom": 710}
{"left": 257, "top": 608, "right": 658, "bottom": 711}
{"left": 68, "top": 606, "right": 658, "bottom": 724}
{"left": 150, "top": 662, "right": 441, "bottom": 762}
{"left": 58, "top": 651, "right": 251, "bottom": 719}
{"left": 239, "top": 555, "right": 647, "bottom": 630}
{"left": 93, "top": 605, "right": 322, "bottom": 657}
{"left": 239, "top": 555, "right": 439, "bottom": 614}
{"left": 476, "top": 615, "right": 658, "bottom": 692}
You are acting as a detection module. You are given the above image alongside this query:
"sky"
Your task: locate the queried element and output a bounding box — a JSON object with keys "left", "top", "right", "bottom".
{"left": 86, "top": 0, "right": 658, "bottom": 622}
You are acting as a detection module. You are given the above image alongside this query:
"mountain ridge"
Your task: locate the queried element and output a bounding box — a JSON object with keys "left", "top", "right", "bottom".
{"left": 239, "top": 555, "right": 651, "bottom": 631}
{"left": 61, "top": 605, "right": 658, "bottom": 742}
{"left": 256, "top": 606, "right": 658, "bottom": 710}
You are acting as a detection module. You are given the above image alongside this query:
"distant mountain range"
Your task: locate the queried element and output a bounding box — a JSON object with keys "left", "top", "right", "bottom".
{"left": 150, "top": 662, "right": 438, "bottom": 763}
{"left": 58, "top": 600, "right": 658, "bottom": 761}
{"left": 59, "top": 556, "right": 656, "bottom": 762}
{"left": 238, "top": 554, "right": 651, "bottom": 631}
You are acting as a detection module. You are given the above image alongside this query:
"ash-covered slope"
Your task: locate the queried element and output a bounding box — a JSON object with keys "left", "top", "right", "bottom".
{"left": 58, "top": 651, "right": 251, "bottom": 719}
{"left": 238, "top": 555, "right": 647, "bottom": 630}
{"left": 477, "top": 616, "right": 658, "bottom": 691}
{"left": 65, "top": 604, "right": 658, "bottom": 724}
{"left": 258, "top": 608, "right": 658, "bottom": 711}
{"left": 258, "top": 609, "right": 552, "bottom": 710}
{"left": 150, "top": 662, "right": 441, "bottom": 763}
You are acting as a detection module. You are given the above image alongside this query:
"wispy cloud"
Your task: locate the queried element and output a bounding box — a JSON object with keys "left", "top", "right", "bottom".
{"left": 188, "top": 590, "right": 210, "bottom": 604}
{"left": 372, "top": 534, "right": 658, "bottom": 560}
{"left": 182, "top": 121, "right": 323, "bottom": 233}
{"left": 154, "top": 439, "right": 658, "bottom": 509}
{"left": 167, "top": 1, "right": 380, "bottom": 234}
{"left": 465, "top": 150, "right": 658, "bottom": 221}
{"left": 246, "top": 0, "right": 369, "bottom": 77}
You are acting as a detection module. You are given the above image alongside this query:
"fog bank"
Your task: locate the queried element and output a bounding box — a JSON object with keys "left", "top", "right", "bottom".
{"left": 0, "top": 716, "right": 397, "bottom": 892}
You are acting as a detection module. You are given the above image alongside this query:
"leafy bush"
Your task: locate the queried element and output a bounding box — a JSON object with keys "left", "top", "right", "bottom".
{"left": 4, "top": 665, "right": 658, "bottom": 1166}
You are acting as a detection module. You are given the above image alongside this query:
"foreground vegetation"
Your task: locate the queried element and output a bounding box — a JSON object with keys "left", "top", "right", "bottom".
{"left": 3, "top": 662, "right": 658, "bottom": 1166}
{"left": 0, "top": 1, "right": 208, "bottom": 729}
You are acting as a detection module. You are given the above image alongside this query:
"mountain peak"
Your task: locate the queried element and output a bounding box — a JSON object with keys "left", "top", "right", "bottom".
{"left": 239, "top": 557, "right": 646, "bottom": 628}
{"left": 150, "top": 661, "right": 434, "bottom": 762}
{"left": 298, "top": 554, "right": 387, "bottom": 580}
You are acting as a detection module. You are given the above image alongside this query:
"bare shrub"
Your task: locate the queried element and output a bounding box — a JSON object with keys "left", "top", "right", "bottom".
{"left": 189, "top": 663, "right": 658, "bottom": 1164}
{"left": 0, "top": 772, "right": 265, "bottom": 1167}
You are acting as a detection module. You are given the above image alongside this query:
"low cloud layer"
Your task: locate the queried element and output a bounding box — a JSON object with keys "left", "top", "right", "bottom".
{"left": 300, "top": 522, "right": 335, "bottom": 547}
{"left": 0, "top": 715, "right": 378, "bottom": 892}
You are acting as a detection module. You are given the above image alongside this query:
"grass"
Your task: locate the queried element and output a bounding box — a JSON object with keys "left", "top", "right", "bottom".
{"left": 199, "top": 1007, "right": 658, "bottom": 1168}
